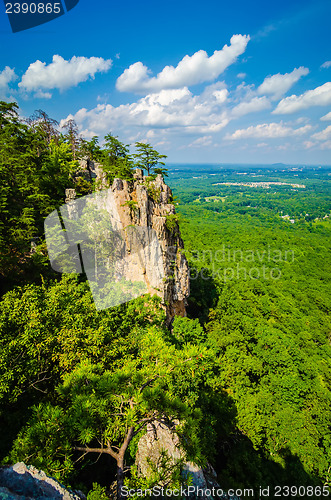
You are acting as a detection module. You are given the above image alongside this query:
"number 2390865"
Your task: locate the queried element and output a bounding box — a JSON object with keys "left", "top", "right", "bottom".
{"left": 6, "top": 3, "right": 61, "bottom": 14}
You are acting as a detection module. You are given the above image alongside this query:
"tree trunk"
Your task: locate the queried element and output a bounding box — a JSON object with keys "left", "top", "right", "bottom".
{"left": 116, "top": 455, "right": 125, "bottom": 500}
{"left": 116, "top": 426, "right": 134, "bottom": 499}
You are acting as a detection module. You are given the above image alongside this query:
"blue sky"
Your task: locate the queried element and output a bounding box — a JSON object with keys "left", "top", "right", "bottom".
{"left": 0, "top": 0, "right": 331, "bottom": 164}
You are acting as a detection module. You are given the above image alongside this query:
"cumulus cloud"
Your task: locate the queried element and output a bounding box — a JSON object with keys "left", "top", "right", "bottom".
{"left": 116, "top": 35, "right": 250, "bottom": 93}
{"left": 237, "top": 72, "right": 246, "bottom": 79}
{"left": 199, "top": 82, "right": 228, "bottom": 102}
{"left": 231, "top": 96, "right": 271, "bottom": 117}
{"left": 188, "top": 136, "right": 213, "bottom": 147}
{"left": 34, "top": 90, "right": 52, "bottom": 99}
{"left": 320, "top": 111, "right": 331, "bottom": 121}
{"left": 311, "top": 125, "right": 331, "bottom": 141}
{"left": 212, "top": 88, "right": 229, "bottom": 104}
{"left": 232, "top": 81, "right": 257, "bottom": 103}
{"left": 0, "top": 66, "right": 17, "bottom": 95}
{"left": 19, "top": 55, "right": 112, "bottom": 94}
{"left": 273, "top": 82, "right": 331, "bottom": 114}
{"left": 61, "top": 85, "right": 230, "bottom": 141}
{"left": 303, "top": 140, "right": 315, "bottom": 149}
{"left": 321, "top": 61, "right": 331, "bottom": 69}
{"left": 224, "top": 122, "right": 312, "bottom": 140}
{"left": 257, "top": 67, "right": 309, "bottom": 100}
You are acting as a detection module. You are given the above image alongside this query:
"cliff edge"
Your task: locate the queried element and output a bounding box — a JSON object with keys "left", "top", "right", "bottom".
{"left": 67, "top": 161, "right": 190, "bottom": 324}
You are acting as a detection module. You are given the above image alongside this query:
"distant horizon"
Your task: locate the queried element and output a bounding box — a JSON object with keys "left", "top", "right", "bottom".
{"left": 165, "top": 162, "right": 331, "bottom": 168}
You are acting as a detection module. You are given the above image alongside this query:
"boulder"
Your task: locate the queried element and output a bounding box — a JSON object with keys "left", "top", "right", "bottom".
{"left": 136, "top": 420, "right": 240, "bottom": 500}
{"left": 0, "top": 463, "right": 86, "bottom": 500}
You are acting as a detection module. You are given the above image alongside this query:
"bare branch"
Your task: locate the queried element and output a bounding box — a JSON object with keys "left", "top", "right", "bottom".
{"left": 118, "top": 426, "right": 134, "bottom": 458}
{"left": 73, "top": 445, "right": 118, "bottom": 460}
{"left": 139, "top": 376, "right": 160, "bottom": 393}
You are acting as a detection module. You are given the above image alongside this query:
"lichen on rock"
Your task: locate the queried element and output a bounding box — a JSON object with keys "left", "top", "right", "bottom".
{"left": 0, "top": 462, "right": 86, "bottom": 499}
{"left": 67, "top": 163, "right": 190, "bottom": 324}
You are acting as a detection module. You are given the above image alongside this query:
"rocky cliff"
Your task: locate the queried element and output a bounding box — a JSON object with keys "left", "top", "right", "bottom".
{"left": 0, "top": 462, "right": 86, "bottom": 499}
{"left": 66, "top": 160, "right": 190, "bottom": 324}
{"left": 135, "top": 420, "right": 240, "bottom": 500}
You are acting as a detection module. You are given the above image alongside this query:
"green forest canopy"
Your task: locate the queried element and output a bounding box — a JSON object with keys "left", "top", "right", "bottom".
{"left": 0, "top": 102, "right": 330, "bottom": 498}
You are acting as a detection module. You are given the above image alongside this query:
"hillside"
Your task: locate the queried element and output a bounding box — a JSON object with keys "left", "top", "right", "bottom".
{"left": 0, "top": 102, "right": 330, "bottom": 499}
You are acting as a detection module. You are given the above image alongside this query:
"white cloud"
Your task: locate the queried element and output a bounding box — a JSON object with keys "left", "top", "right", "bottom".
{"left": 321, "top": 61, "right": 331, "bottom": 69}
{"left": 154, "top": 140, "right": 171, "bottom": 148}
{"left": 311, "top": 125, "right": 331, "bottom": 141}
{"left": 255, "top": 23, "right": 277, "bottom": 40}
{"left": 320, "top": 111, "right": 331, "bottom": 121}
{"left": 199, "top": 82, "right": 228, "bottom": 102}
{"left": 233, "top": 81, "right": 257, "bottom": 103}
{"left": 295, "top": 116, "right": 309, "bottom": 124}
{"left": 0, "top": 66, "right": 17, "bottom": 95}
{"left": 116, "top": 34, "right": 250, "bottom": 93}
{"left": 19, "top": 55, "right": 112, "bottom": 94}
{"left": 303, "top": 141, "right": 315, "bottom": 149}
{"left": 231, "top": 96, "right": 271, "bottom": 117}
{"left": 224, "top": 122, "right": 312, "bottom": 140}
{"left": 188, "top": 136, "right": 213, "bottom": 147}
{"left": 34, "top": 90, "right": 52, "bottom": 99}
{"left": 237, "top": 72, "right": 246, "bottom": 79}
{"left": 257, "top": 67, "right": 309, "bottom": 100}
{"left": 276, "top": 143, "right": 291, "bottom": 151}
{"left": 144, "top": 87, "right": 191, "bottom": 106}
{"left": 62, "top": 85, "right": 231, "bottom": 141}
{"left": 212, "top": 88, "right": 228, "bottom": 104}
{"left": 273, "top": 82, "right": 331, "bottom": 114}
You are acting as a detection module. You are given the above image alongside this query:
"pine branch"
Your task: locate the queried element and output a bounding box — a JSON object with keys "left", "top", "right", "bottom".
{"left": 73, "top": 445, "right": 118, "bottom": 460}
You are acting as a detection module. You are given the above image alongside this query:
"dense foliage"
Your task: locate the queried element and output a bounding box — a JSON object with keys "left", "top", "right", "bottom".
{"left": 174, "top": 164, "right": 331, "bottom": 491}
{"left": 0, "top": 102, "right": 166, "bottom": 295}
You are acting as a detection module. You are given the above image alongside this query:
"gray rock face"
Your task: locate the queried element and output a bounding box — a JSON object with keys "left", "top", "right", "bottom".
{"left": 136, "top": 420, "right": 183, "bottom": 478}
{"left": 0, "top": 462, "right": 86, "bottom": 500}
{"left": 111, "top": 170, "right": 190, "bottom": 324}
{"left": 136, "top": 421, "right": 240, "bottom": 500}
{"left": 69, "top": 166, "right": 190, "bottom": 324}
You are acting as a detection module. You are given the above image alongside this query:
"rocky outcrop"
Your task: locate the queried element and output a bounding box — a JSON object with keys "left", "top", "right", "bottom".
{"left": 135, "top": 420, "right": 240, "bottom": 500}
{"left": 0, "top": 462, "right": 86, "bottom": 499}
{"left": 69, "top": 161, "right": 190, "bottom": 324}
